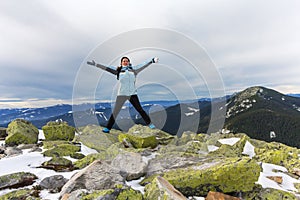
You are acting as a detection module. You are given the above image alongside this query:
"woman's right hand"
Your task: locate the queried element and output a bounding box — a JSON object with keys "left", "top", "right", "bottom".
{"left": 87, "top": 60, "right": 96, "bottom": 66}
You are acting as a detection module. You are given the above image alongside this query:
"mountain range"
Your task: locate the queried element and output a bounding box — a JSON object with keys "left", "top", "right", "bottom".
{"left": 1, "top": 86, "right": 299, "bottom": 148}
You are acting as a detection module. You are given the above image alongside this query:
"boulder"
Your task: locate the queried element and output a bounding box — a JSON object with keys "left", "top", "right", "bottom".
{"left": 74, "top": 124, "right": 119, "bottom": 152}
{"left": 242, "top": 185, "right": 297, "bottom": 200}
{"left": 61, "top": 187, "right": 143, "bottom": 200}
{"left": 43, "top": 143, "right": 81, "bottom": 157}
{"left": 60, "top": 160, "right": 125, "bottom": 197}
{"left": 111, "top": 151, "right": 147, "bottom": 181}
{"left": 0, "top": 127, "right": 7, "bottom": 138}
{"left": 40, "top": 175, "right": 68, "bottom": 193}
{"left": 144, "top": 176, "right": 187, "bottom": 200}
{"left": 42, "top": 121, "right": 75, "bottom": 141}
{"left": 162, "top": 157, "right": 261, "bottom": 197}
{"left": 41, "top": 157, "right": 74, "bottom": 172}
{"left": 5, "top": 119, "right": 39, "bottom": 146}
{"left": 0, "top": 188, "right": 39, "bottom": 200}
{"left": 0, "top": 172, "right": 37, "bottom": 190}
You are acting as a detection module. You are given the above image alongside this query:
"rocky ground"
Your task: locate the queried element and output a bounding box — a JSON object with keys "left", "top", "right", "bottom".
{"left": 0, "top": 119, "right": 300, "bottom": 199}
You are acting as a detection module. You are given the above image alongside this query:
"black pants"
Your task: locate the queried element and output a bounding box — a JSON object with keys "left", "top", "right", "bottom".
{"left": 106, "top": 95, "right": 151, "bottom": 129}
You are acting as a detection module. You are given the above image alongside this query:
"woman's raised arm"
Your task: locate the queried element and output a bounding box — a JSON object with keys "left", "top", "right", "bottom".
{"left": 87, "top": 60, "right": 118, "bottom": 75}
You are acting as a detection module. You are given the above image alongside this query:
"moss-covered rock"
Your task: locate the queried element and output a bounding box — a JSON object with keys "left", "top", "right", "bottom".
{"left": 242, "top": 185, "right": 297, "bottom": 200}
{"left": 118, "top": 133, "right": 158, "bottom": 149}
{"left": 144, "top": 176, "right": 187, "bottom": 200}
{"left": 42, "top": 121, "right": 75, "bottom": 141}
{"left": 42, "top": 140, "right": 69, "bottom": 149}
{"left": 0, "top": 172, "right": 38, "bottom": 190}
{"left": 253, "top": 142, "right": 298, "bottom": 166}
{"left": 74, "top": 124, "right": 120, "bottom": 152}
{"left": 0, "top": 188, "right": 41, "bottom": 200}
{"left": 41, "top": 157, "right": 74, "bottom": 172}
{"left": 0, "top": 127, "right": 7, "bottom": 139}
{"left": 162, "top": 157, "right": 261, "bottom": 196}
{"left": 43, "top": 143, "right": 81, "bottom": 157}
{"left": 5, "top": 119, "right": 39, "bottom": 146}
{"left": 74, "top": 143, "right": 123, "bottom": 169}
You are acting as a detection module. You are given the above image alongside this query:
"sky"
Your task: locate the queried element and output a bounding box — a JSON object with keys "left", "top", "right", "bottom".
{"left": 1, "top": 0, "right": 300, "bottom": 108}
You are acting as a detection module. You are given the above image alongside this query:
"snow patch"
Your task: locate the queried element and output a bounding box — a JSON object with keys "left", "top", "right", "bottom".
{"left": 218, "top": 137, "right": 240, "bottom": 146}
{"left": 242, "top": 141, "right": 255, "bottom": 158}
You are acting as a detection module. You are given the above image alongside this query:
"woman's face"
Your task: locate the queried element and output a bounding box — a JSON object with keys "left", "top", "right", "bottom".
{"left": 121, "top": 58, "right": 130, "bottom": 66}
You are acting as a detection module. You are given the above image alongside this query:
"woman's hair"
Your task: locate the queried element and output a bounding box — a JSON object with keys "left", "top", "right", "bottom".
{"left": 117, "top": 57, "right": 130, "bottom": 80}
{"left": 121, "top": 56, "right": 130, "bottom": 64}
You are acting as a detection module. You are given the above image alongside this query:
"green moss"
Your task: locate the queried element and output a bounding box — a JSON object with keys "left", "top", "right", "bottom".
{"left": 42, "top": 140, "right": 69, "bottom": 149}
{"left": 43, "top": 143, "right": 81, "bottom": 157}
{"left": 243, "top": 186, "right": 297, "bottom": 200}
{"left": 81, "top": 189, "right": 114, "bottom": 200}
{"left": 162, "top": 157, "right": 261, "bottom": 196}
{"left": 0, "top": 189, "right": 30, "bottom": 200}
{"left": 253, "top": 142, "right": 298, "bottom": 166}
{"left": 116, "top": 188, "right": 143, "bottom": 200}
{"left": 43, "top": 157, "right": 72, "bottom": 166}
{"left": 74, "top": 143, "right": 122, "bottom": 169}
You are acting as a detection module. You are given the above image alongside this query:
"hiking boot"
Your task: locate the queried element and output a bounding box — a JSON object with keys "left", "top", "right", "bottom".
{"left": 149, "top": 124, "right": 156, "bottom": 129}
{"left": 102, "top": 127, "right": 110, "bottom": 133}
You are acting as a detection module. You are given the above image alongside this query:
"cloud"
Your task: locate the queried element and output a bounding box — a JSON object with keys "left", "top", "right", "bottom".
{"left": 0, "top": 0, "right": 300, "bottom": 108}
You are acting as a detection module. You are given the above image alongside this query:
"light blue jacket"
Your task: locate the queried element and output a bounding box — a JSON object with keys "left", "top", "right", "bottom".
{"left": 94, "top": 58, "right": 154, "bottom": 96}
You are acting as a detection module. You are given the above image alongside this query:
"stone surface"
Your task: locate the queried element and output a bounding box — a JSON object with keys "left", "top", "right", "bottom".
{"left": 206, "top": 191, "right": 240, "bottom": 200}
{"left": 5, "top": 119, "right": 39, "bottom": 146}
{"left": 111, "top": 151, "right": 147, "bottom": 181}
{"left": 0, "top": 172, "right": 37, "bottom": 190}
{"left": 162, "top": 157, "right": 261, "bottom": 196}
{"left": 144, "top": 176, "right": 187, "bottom": 200}
{"left": 60, "top": 160, "right": 125, "bottom": 198}
{"left": 42, "top": 121, "right": 75, "bottom": 141}
{"left": 40, "top": 175, "right": 68, "bottom": 193}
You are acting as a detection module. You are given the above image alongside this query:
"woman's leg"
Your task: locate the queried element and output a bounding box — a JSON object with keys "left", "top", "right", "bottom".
{"left": 129, "top": 95, "right": 151, "bottom": 125}
{"left": 106, "top": 95, "right": 128, "bottom": 129}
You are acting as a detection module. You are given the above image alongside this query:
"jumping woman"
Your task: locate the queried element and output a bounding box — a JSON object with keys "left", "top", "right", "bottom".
{"left": 87, "top": 56, "right": 159, "bottom": 133}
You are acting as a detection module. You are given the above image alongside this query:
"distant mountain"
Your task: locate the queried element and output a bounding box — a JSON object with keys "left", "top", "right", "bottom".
{"left": 287, "top": 93, "right": 300, "bottom": 98}
{"left": 224, "top": 86, "right": 300, "bottom": 148}
{"left": 2, "top": 86, "right": 299, "bottom": 148}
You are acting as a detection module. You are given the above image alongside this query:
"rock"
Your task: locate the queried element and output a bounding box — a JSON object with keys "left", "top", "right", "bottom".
{"left": 144, "top": 176, "right": 187, "bottom": 200}
{"left": 0, "top": 172, "right": 37, "bottom": 190}
{"left": 118, "top": 130, "right": 158, "bottom": 149}
{"left": 162, "top": 157, "right": 261, "bottom": 197}
{"left": 74, "top": 143, "right": 123, "bottom": 169}
{"left": 0, "top": 188, "right": 40, "bottom": 200}
{"left": 292, "top": 168, "right": 300, "bottom": 177}
{"left": 242, "top": 185, "right": 297, "bottom": 199}
{"left": 42, "top": 121, "right": 75, "bottom": 141}
{"left": 41, "top": 157, "right": 74, "bottom": 172}
{"left": 43, "top": 143, "right": 81, "bottom": 157}
{"left": 206, "top": 191, "right": 240, "bottom": 200}
{"left": 0, "top": 127, "right": 7, "bottom": 139}
{"left": 5, "top": 119, "right": 39, "bottom": 146}
{"left": 4, "top": 146, "right": 23, "bottom": 157}
{"left": 266, "top": 176, "right": 283, "bottom": 184}
{"left": 74, "top": 124, "right": 120, "bottom": 152}
{"left": 60, "top": 160, "right": 125, "bottom": 198}
{"left": 253, "top": 141, "right": 298, "bottom": 166}
{"left": 111, "top": 151, "right": 147, "bottom": 181}
{"left": 40, "top": 175, "right": 68, "bottom": 193}
{"left": 61, "top": 187, "right": 143, "bottom": 200}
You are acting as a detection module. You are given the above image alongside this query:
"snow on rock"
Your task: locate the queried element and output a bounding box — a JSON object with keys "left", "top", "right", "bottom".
{"left": 218, "top": 137, "right": 240, "bottom": 146}
{"left": 242, "top": 141, "right": 255, "bottom": 158}
{"left": 207, "top": 145, "right": 219, "bottom": 152}
{"left": 257, "top": 163, "right": 300, "bottom": 193}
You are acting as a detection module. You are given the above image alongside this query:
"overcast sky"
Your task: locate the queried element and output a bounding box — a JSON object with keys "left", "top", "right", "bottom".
{"left": 1, "top": 0, "right": 300, "bottom": 108}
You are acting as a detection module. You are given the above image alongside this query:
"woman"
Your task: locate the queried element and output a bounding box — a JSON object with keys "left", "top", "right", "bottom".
{"left": 87, "top": 56, "right": 158, "bottom": 133}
